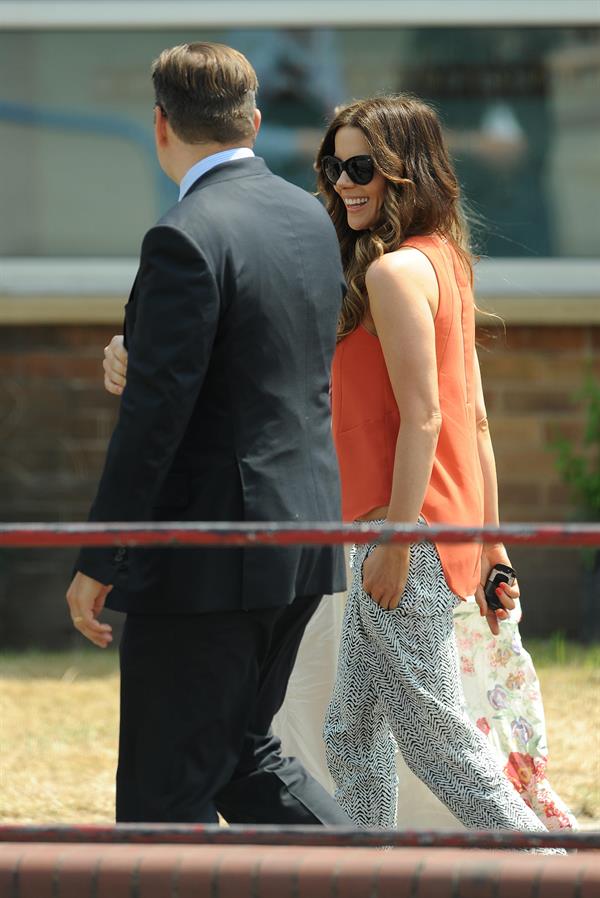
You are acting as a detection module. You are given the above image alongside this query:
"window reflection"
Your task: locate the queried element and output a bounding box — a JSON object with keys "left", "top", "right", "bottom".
{"left": 397, "top": 28, "right": 600, "bottom": 258}
{"left": 0, "top": 26, "right": 598, "bottom": 258}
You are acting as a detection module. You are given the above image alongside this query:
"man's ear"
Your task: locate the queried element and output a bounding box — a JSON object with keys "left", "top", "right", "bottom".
{"left": 154, "top": 105, "right": 169, "bottom": 147}
{"left": 253, "top": 107, "right": 262, "bottom": 139}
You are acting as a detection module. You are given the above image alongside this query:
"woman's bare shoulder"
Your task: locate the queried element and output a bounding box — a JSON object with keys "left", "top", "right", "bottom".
{"left": 366, "top": 247, "right": 438, "bottom": 302}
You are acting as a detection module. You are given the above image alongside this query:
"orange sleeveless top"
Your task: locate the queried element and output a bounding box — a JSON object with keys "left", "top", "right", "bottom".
{"left": 331, "top": 233, "right": 484, "bottom": 599}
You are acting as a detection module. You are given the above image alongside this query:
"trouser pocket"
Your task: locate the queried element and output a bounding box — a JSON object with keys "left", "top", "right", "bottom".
{"left": 353, "top": 517, "right": 458, "bottom": 617}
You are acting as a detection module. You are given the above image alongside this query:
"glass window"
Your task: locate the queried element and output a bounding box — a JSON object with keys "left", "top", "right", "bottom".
{"left": 0, "top": 26, "right": 598, "bottom": 257}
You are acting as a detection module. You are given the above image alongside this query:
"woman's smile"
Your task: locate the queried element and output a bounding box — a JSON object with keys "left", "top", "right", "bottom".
{"left": 343, "top": 196, "right": 370, "bottom": 210}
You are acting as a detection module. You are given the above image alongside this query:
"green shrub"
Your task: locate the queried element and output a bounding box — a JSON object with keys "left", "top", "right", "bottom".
{"left": 552, "top": 376, "right": 600, "bottom": 522}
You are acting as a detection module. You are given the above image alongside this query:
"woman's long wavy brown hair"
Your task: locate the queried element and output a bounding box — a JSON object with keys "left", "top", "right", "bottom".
{"left": 315, "top": 95, "right": 473, "bottom": 340}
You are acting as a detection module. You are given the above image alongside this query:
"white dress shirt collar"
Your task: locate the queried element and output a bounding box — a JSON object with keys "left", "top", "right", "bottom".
{"left": 178, "top": 147, "right": 255, "bottom": 201}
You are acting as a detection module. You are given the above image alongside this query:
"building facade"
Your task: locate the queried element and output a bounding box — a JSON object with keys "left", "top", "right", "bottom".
{"left": 1, "top": 1, "right": 599, "bottom": 644}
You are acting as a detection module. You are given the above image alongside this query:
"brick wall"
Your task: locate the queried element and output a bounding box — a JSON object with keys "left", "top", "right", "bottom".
{"left": 0, "top": 325, "right": 119, "bottom": 649}
{"left": 477, "top": 325, "right": 599, "bottom": 639}
{"left": 0, "top": 323, "right": 598, "bottom": 646}
{"left": 478, "top": 326, "right": 599, "bottom": 523}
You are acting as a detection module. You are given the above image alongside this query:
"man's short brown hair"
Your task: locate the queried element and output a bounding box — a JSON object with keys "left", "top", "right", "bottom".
{"left": 152, "top": 42, "right": 259, "bottom": 144}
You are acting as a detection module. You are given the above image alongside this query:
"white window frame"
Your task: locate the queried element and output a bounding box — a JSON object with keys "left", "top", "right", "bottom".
{"left": 1, "top": 1, "right": 599, "bottom": 28}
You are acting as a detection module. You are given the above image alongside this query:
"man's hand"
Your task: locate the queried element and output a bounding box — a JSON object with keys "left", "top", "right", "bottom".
{"left": 103, "top": 334, "right": 128, "bottom": 396}
{"left": 362, "top": 544, "right": 410, "bottom": 611}
{"left": 475, "top": 543, "right": 519, "bottom": 636}
{"left": 66, "top": 572, "right": 113, "bottom": 648}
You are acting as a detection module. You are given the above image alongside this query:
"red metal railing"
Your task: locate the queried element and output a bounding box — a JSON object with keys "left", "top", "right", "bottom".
{"left": 1, "top": 520, "right": 600, "bottom": 548}
{"left": 0, "top": 823, "right": 597, "bottom": 851}
{"left": 2, "top": 519, "right": 598, "bottom": 870}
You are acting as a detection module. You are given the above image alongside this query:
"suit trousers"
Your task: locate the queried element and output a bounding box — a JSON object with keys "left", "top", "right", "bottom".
{"left": 116, "top": 595, "right": 351, "bottom": 825}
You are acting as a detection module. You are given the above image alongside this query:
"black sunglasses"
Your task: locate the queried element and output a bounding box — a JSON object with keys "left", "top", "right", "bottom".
{"left": 321, "top": 154, "right": 375, "bottom": 186}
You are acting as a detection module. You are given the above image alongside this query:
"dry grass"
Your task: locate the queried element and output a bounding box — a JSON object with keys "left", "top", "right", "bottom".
{"left": 0, "top": 641, "right": 598, "bottom": 826}
{"left": 0, "top": 649, "right": 119, "bottom": 823}
{"left": 536, "top": 650, "right": 600, "bottom": 826}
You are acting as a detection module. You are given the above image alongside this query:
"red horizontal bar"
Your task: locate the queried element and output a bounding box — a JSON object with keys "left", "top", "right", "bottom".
{"left": 0, "top": 521, "right": 599, "bottom": 548}
{"left": 0, "top": 823, "right": 596, "bottom": 851}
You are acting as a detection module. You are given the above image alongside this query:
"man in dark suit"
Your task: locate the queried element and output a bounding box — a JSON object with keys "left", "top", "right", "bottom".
{"left": 66, "top": 42, "right": 349, "bottom": 824}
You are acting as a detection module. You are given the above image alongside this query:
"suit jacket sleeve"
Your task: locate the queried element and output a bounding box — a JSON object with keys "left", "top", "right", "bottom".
{"left": 76, "top": 224, "right": 220, "bottom": 584}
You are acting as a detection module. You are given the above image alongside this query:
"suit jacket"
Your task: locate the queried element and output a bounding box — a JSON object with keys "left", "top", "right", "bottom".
{"left": 77, "top": 156, "right": 347, "bottom": 613}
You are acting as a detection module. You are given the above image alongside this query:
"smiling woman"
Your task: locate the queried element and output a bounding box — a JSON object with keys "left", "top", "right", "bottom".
{"left": 307, "top": 95, "right": 572, "bottom": 847}
{"left": 316, "top": 96, "right": 473, "bottom": 341}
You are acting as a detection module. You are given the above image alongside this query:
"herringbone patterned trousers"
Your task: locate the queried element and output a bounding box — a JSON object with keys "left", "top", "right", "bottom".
{"left": 324, "top": 530, "right": 549, "bottom": 835}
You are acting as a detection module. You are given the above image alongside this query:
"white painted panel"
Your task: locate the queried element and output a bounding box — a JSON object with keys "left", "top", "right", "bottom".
{"left": 1, "top": 1, "right": 599, "bottom": 29}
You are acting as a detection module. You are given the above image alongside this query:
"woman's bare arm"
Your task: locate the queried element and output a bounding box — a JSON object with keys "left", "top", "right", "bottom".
{"left": 473, "top": 349, "right": 519, "bottom": 632}
{"left": 368, "top": 249, "right": 441, "bottom": 526}
{"left": 361, "top": 249, "right": 441, "bottom": 610}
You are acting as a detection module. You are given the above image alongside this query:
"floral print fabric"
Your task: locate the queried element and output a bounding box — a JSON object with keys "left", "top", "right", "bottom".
{"left": 454, "top": 599, "right": 577, "bottom": 830}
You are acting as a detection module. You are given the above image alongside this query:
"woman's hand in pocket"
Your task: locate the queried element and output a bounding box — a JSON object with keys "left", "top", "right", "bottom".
{"left": 103, "top": 334, "right": 128, "bottom": 396}
{"left": 362, "top": 544, "right": 410, "bottom": 610}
